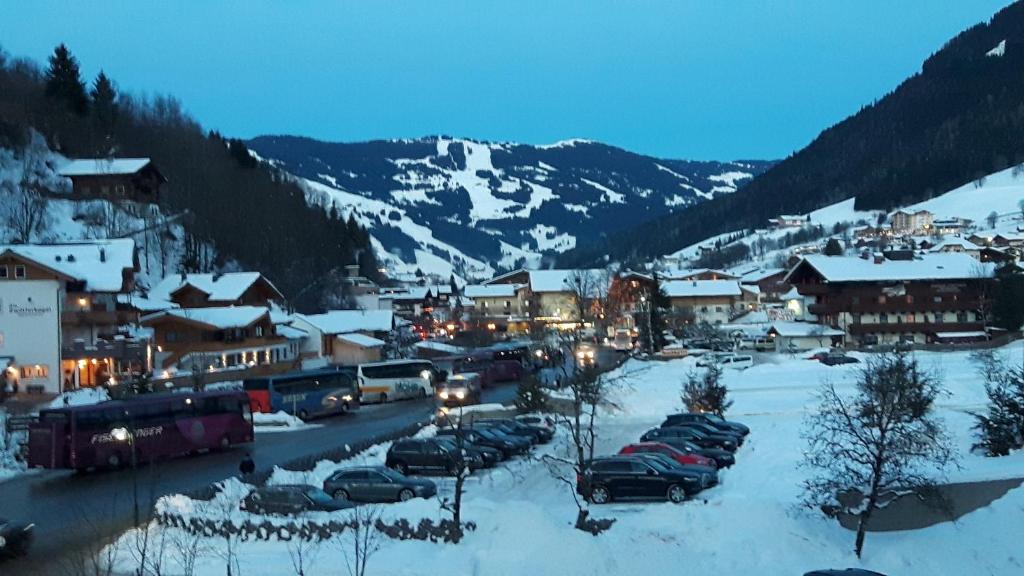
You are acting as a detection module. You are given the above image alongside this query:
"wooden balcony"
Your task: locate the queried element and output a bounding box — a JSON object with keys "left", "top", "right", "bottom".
{"left": 62, "top": 309, "right": 139, "bottom": 326}
{"left": 847, "top": 322, "right": 982, "bottom": 335}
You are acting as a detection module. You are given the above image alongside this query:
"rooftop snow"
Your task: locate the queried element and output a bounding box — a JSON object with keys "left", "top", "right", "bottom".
{"left": 116, "top": 294, "right": 177, "bottom": 312}
{"left": 149, "top": 272, "right": 277, "bottom": 303}
{"left": 142, "top": 306, "right": 269, "bottom": 330}
{"left": 414, "top": 340, "right": 466, "bottom": 353}
{"left": 0, "top": 238, "right": 135, "bottom": 292}
{"left": 276, "top": 324, "right": 309, "bottom": 340}
{"left": 335, "top": 333, "right": 386, "bottom": 348}
{"left": 787, "top": 253, "right": 993, "bottom": 284}
{"left": 662, "top": 280, "right": 742, "bottom": 298}
{"left": 58, "top": 158, "right": 151, "bottom": 176}
{"left": 464, "top": 284, "right": 521, "bottom": 298}
{"left": 528, "top": 269, "right": 605, "bottom": 294}
{"left": 298, "top": 310, "right": 394, "bottom": 334}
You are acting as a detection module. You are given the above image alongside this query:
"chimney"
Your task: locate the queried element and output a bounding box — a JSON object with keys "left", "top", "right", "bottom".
{"left": 99, "top": 247, "right": 106, "bottom": 263}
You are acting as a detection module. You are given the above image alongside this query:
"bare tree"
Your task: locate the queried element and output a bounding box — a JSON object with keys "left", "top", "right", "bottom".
{"left": 285, "top": 534, "right": 320, "bottom": 576}
{"left": 437, "top": 406, "right": 472, "bottom": 529}
{"left": 801, "top": 352, "right": 956, "bottom": 557}
{"left": 2, "top": 166, "right": 52, "bottom": 244}
{"left": 339, "top": 505, "right": 384, "bottom": 576}
{"left": 168, "top": 530, "right": 206, "bottom": 576}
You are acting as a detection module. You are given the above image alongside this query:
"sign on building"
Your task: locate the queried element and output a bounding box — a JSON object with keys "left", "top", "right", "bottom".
{"left": 0, "top": 280, "right": 61, "bottom": 393}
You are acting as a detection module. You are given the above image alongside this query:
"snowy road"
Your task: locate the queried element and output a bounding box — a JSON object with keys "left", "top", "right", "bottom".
{"left": 0, "top": 383, "right": 521, "bottom": 574}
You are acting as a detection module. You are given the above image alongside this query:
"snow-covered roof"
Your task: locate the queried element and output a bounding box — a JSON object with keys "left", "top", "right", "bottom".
{"left": 59, "top": 158, "right": 152, "bottom": 176}
{"left": 276, "top": 324, "right": 308, "bottom": 340}
{"left": 149, "top": 272, "right": 280, "bottom": 303}
{"left": 142, "top": 306, "right": 269, "bottom": 330}
{"left": 781, "top": 287, "right": 802, "bottom": 301}
{"left": 740, "top": 268, "right": 786, "bottom": 282}
{"left": 741, "top": 284, "right": 761, "bottom": 295}
{"left": 662, "top": 280, "right": 742, "bottom": 298}
{"left": 661, "top": 267, "right": 738, "bottom": 280}
{"left": 785, "top": 253, "right": 993, "bottom": 284}
{"left": 414, "top": 340, "right": 466, "bottom": 354}
{"left": 768, "top": 322, "right": 844, "bottom": 338}
{"left": 0, "top": 239, "right": 135, "bottom": 292}
{"left": 117, "top": 294, "right": 177, "bottom": 312}
{"left": 336, "top": 333, "right": 386, "bottom": 348}
{"left": 929, "top": 238, "right": 982, "bottom": 252}
{"left": 464, "top": 284, "right": 521, "bottom": 298}
{"left": 935, "top": 331, "right": 988, "bottom": 338}
{"left": 378, "top": 288, "right": 429, "bottom": 301}
{"left": 298, "top": 310, "right": 394, "bottom": 334}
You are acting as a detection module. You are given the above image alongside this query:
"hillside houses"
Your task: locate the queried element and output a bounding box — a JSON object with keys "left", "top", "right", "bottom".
{"left": 662, "top": 280, "right": 755, "bottom": 325}
{"left": 59, "top": 158, "right": 166, "bottom": 205}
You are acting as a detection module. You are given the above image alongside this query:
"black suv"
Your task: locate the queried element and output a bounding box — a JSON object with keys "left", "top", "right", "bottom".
{"left": 437, "top": 428, "right": 521, "bottom": 460}
{"left": 579, "top": 457, "right": 704, "bottom": 504}
{"left": 240, "top": 485, "right": 353, "bottom": 515}
{"left": 667, "top": 422, "right": 744, "bottom": 446}
{"left": 475, "top": 419, "right": 552, "bottom": 444}
{"left": 662, "top": 412, "right": 750, "bottom": 436}
{"left": 435, "top": 436, "right": 500, "bottom": 466}
{"left": 641, "top": 426, "right": 737, "bottom": 452}
{"left": 386, "top": 438, "right": 484, "bottom": 475}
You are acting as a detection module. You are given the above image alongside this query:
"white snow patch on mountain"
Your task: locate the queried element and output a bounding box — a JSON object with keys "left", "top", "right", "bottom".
{"left": 528, "top": 224, "right": 576, "bottom": 252}
{"left": 581, "top": 178, "right": 625, "bottom": 204}
{"left": 987, "top": 39, "right": 1006, "bottom": 57}
{"left": 708, "top": 170, "right": 754, "bottom": 188}
{"left": 904, "top": 164, "right": 1024, "bottom": 223}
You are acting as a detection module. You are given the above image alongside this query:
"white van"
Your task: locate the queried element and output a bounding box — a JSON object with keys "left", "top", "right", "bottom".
{"left": 696, "top": 353, "right": 754, "bottom": 370}
{"left": 357, "top": 360, "right": 435, "bottom": 403}
{"left": 612, "top": 329, "right": 634, "bottom": 352}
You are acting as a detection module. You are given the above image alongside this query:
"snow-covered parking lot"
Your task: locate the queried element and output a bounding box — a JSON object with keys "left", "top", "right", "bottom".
{"left": 109, "top": 344, "right": 1024, "bottom": 576}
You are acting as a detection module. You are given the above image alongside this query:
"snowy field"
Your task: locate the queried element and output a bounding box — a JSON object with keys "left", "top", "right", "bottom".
{"left": 108, "top": 344, "right": 1024, "bottom": 576}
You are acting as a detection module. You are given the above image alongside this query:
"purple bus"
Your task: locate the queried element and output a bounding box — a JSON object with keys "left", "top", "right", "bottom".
{"left": 28, "top": 390, "right": 254, "bottom": 471}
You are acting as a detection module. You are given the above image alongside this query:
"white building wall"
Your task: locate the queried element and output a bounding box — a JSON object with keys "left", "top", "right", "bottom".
{"left": 0, "top": 280, "right": 63, "bottom": 393}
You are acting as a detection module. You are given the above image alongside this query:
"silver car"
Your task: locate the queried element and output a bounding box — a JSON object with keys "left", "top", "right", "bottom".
{"left": 323, "top": 466, "right": 437, "bottom": 503}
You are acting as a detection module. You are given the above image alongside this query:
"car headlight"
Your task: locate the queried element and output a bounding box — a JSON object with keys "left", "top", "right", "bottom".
{"left": 576, "top": 351, "right": 585, "bottom": 358}
{"left": 439, "top": 391, "right": 449, "bottom": 399}
{"left": 455, "top": 390, "right": 466, "bottom": 399}
{"left": 587, "top": 351, "right": 595, "bottom": 358}
{"left": 341, "top": 395, "right": 353, "bottom": 402}
{"left": 421, "top": 370, "right": 432, "bottom": 380}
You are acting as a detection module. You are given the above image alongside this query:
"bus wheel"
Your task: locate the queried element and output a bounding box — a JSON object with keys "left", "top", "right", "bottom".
{"left": 419, "top": 388, "right": 427, "bottom": 399}
{"left": 341, "top": 402, "right": 350, "bottom": 413}
{"left": 380, "top": 393, "right": 388, "bottom": 404}
{"left": 107, "top": 453, "right": 123, "bottom": 469}
{"left": 298, "top": 409, "right": 309, "bottom": 421}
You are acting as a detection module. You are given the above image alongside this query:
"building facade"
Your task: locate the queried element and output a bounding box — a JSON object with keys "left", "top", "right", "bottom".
{"left": 59, "top": 158, "right": 167, "bottom": 205}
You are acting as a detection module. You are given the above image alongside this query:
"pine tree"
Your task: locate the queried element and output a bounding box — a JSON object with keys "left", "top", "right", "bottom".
{"left": 824, "top": 238, "right": 844, "bottom": 256}
{"left": 973, "top": 363, "right": 1024, "bottom": 456}
{"left": 45, "top": 44, "right": 89, "bottom": 115}
{"left": 648, "top": 272, "right": 670, "bottom": 351}
{"left": 680, "top": 363, "right": 731, "bottom": 416}
{"left": 90, "top": 70, "right": 118, "bottom": 152}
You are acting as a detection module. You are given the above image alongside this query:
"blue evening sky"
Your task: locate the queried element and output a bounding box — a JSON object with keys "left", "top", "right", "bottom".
{"left": 0, "top": 1, "right": 1010, "bottom": 160}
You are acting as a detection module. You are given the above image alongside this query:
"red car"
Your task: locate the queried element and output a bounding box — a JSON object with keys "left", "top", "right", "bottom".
{"left": 618, "top": 442, "right": 716, "bottom": 468}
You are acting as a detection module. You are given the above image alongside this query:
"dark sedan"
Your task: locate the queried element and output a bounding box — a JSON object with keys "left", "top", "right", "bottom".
{"left": 655, "top": 437, "right": 736, "bottom": 468}
{"left": 323, "top": 466, "right": 437, "bottom": 503}
{"left": 641, "top": 426, "right": 737, "bottom": 452}
{"left": 668, "top": 422, "right": 744, "bottom": 446}
{"left": 0, "top": 517, "right": 34, "bottom": 558}
{"left": 475, "top": 419, "right": 550, "bottom": 444}
{"left": 240, "top": 485, "right": 354, "bottom": 515}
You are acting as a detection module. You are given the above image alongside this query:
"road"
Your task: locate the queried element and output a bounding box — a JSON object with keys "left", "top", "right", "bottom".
{"left": 1, "top": 344, "right": 621, "bottom": 574}
{"left": 1, "top": 384, "right": 518, "bottom": 575}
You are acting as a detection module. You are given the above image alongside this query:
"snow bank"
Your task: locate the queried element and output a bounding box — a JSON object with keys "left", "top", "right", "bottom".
{"left": 252, "top": 411, "right": 322, "bottom": 433}
{"left": 46, "top": 387, "right": 110, "bottom": 408}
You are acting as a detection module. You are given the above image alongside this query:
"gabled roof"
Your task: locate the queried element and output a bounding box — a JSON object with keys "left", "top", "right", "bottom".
{"left": 768, "top": 321, "right": 845, "bottom": 338}
{"left": 59, "top": 158, "right": 155, "bottom": 177}
{"left": 336, "top": 333, "right": 386, "bottom": 348}
{"left": 276, "top": 324, "right": 309, "bottom": 340}
{"left": 662, "top": 280, "right": 742, "bottom": 298}
{"left": 740, "top": 268, "right": 786, "bottom": 283}
{"left": 297, "top": 310, "right": 395, "bottom": 334}
{"left": 929, "top": 238, "right": 983, "bottom": 252}
{"left": 117, "top": 294, "right": 178, "bottom": 312}
{"left": 464, "top": 284, "right": 522, "bottom": 298}
{"left": 661, "top": 267, "right": 739, "bottom": 281}
{"left": 529, "top": 269, "right": 605, "bottom": 294}
{"left": 784, "top": 253, "right": 993, "bottom": 284}
{"left": 149, "top": 272, "right": 282, "bottom": 303}
{"left": 141, "top": 306, "right": 269, "bottom": 330}
{"left": 0, "top": 239, "right": 135, "bottom": 292}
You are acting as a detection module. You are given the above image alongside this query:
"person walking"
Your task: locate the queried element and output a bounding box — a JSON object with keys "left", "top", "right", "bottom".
{"left": 239, "top": 452, "right": 256, "bottom": 483}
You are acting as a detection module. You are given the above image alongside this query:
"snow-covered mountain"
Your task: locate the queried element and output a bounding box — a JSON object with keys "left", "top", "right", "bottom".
{"left": 247, "top": 135, "right": 772, "bottom": 280}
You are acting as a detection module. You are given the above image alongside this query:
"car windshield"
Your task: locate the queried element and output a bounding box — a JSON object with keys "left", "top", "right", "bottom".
{"left": 380, "top": 467, "right": 405, "bottom": 480}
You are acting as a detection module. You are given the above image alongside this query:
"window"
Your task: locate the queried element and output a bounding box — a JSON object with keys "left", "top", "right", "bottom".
{"left": 20, "top": 364, "right": 49, "bottom": 379}
{"left": 504, "top": 300, "right": 511, "bottom": 309}
{"left": 115, "top": 184, "right": 127, "bottom": 196}
{"left": 0, "top": 265, "right": 7, "bottom": 278}
{"left": 15, "top": 265, "right": 26, "bottom": 279}
{"left": 877, "top": 295, "right": 886, "bottom": 304}
{"left": 165, "top": 331, "right": 180, "bottom": 343}
{"left": 933, "top": 296, "right": 942, "bottom": 303}
{"left": 957, "top": 311, "right": 968, "bottom": 323}
{"left": 255, "top": 325, "right": 264, "bottom": 337}
{"left": 906, "top": 295, "right": 914, "bottom": 304}
{"left": 906, "top": 314, "right": 915, "bottom": 323}
{"left": 934, "top": 313, "right": 944, "bottom": 324}
{"left": 879, "top": 313, "right": 888, "bottom": 324}
{"left": 715, "top": 306, "right": 723, "bottom": 312}
{"left": 852, "top": 313, "right": 862, "bottom": 324}
{"left": 851, "top": 296, "right": 860, "bottom": 305}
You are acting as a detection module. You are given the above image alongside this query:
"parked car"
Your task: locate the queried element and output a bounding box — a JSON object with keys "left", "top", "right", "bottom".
{"left": 323, "top": 466, "right": 437, "bottom": 503}
{"left": 695, "top": 352, "right": 754, "bottom": 369}
{"left": 474, "top": 418, "right": 553, "bottom": 443}
{"left": 623, "top": 452, "right": 718, "bottom": 487}
{"left": 641, "top": 426, "right": 737, "bottom": 452}
{"left": 661, "top": 412, "right": 750, "bottom": 436}
{"left": 435, "top": 436, "right": 502, "bottom": 466}
{"left": 802, "top": 565, "right": 884, "bottom": 569}
{"left": 515, "top": 414, "right": 556, "bottom": 434}
{"left": 436, "top": 374, "right": 482, "bottom": 407}
{"left": 240, "top": 485, "right": 354, "bottom": 515}
{"left": 578, "top": 456, "right": 706, "bottom": 504}
{"left": 436, "top": 427, "right": 521, "bottom": 460}
{"left": 652, "top": 437, "right": 736, "bottom": 468}
{"left": 575, "top": 344, "right": 598, "bottom": 367}
{"left": 0, "top": 517, "right": 34, "bottom": 558}
{"left": 667, "top": 422, "right": 744, "bottom": 446}
{"left": 386, "top": 438, "right": 484, "bottom": 475}
{"left": 820, "top": 353, "right": 860, "bottom": 366}
{"left": 618, "top": 442, "right": 717, "bottom": 468}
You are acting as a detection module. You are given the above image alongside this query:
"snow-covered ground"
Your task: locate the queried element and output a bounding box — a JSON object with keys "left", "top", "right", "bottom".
{"left": 105, "top": 343, "right": 1024, "bottom": 575}
{"left": 252, "top": 411, "right": 322, "bottom": 433}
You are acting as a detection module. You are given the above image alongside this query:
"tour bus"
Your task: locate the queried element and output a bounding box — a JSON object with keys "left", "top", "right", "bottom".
{"left": 357, "top": 360, "right": 435, "bottom": 403}
{"left": 243, "top": 367, "right": 360, "bottom": 420}
{"left": 613, "top": 329, "right": 634, "bottom": 352}
{"left": 27, "top": 389, "right": 253, "bottom": 471}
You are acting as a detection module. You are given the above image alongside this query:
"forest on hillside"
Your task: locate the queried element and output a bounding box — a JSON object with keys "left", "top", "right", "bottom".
{"left": 0, "top": 44, "right": 378, "bottom": 311}
{"left": 562, "top": 2, "right": 1024, "bottom": 267}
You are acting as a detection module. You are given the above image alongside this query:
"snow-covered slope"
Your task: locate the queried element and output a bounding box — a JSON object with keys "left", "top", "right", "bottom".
{"left": 249, "top": 135, "right": 773, "bottom": 279}
{"left": 903, "top": 164, "right": 1024, "bottom": 224}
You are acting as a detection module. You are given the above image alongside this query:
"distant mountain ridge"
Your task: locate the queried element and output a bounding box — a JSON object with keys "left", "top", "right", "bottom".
{"left": 560, "top": 2, "right": 1024, "bottom": 267}
{"left": 247, "top": 135, "right": 773, "bottom": 279}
